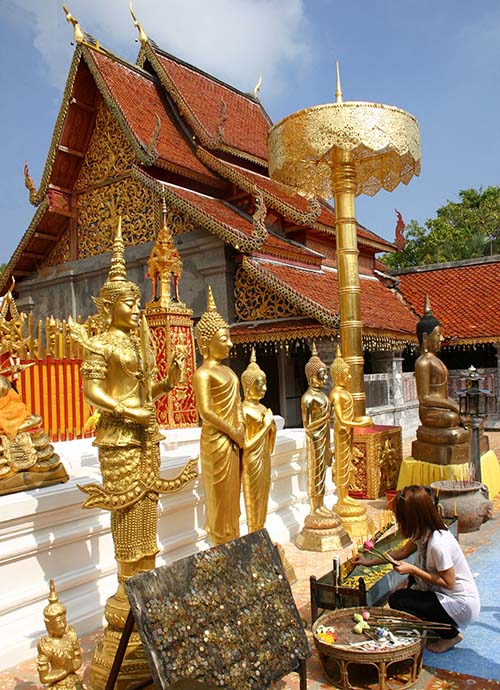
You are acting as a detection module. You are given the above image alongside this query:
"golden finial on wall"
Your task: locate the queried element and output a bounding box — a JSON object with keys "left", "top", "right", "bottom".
{"left": 62, "top": 5, "right": 84, "bottom": 44}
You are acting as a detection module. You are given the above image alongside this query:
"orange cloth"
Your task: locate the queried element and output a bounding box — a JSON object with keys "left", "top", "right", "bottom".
{"left": 0, "top": 387, "right": 29, "bottom": 440}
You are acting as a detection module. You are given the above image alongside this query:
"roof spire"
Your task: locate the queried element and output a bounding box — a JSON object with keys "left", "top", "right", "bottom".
{"left": 335, "top": 61, "right": 343, "bottom": 103}
{"left": 252, "top": 75, "right": 263, "bottom": 99}
{"left": 62, "top": 5, "right": 84, "bottom": 44}
{"left": 130, "top": 1, "right": 148, "bottom": 46}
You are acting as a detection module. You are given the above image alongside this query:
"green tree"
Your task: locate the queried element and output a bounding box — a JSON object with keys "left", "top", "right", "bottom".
{"left": 381, "top": 186, "right": 500, "bottom": 269}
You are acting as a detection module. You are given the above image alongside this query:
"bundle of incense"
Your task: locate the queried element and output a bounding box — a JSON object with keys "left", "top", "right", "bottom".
{"left": 365, "top": 546, "right": 399, "bottom": 565}
{"left": 370, "top": 618, "right": 453, "bottom": 631}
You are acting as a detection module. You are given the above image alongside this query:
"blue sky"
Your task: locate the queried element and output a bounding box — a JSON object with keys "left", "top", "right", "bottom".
{"left": 1, "top": 0, "right": 500, "bottom": 265}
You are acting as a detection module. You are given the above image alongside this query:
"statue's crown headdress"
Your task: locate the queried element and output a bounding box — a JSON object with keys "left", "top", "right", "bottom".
{"left": 43, "top": 579, "right": 66, "bottom": 622}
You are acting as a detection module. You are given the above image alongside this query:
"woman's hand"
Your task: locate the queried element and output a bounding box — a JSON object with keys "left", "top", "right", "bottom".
{"left": 393, "top": 561, "right": 415, "bottom": 576}
{"left": 352, "top": 553, "right": 373, "bottom": 567}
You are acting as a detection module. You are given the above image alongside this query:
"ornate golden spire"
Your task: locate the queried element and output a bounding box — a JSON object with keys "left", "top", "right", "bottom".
{"left": 335, "top": 61, "right": 343, "bottom": 103}
{"left": 146, "top": 198, "right": 184, "bottom": 309}
{"left": 62, "top": 5, "right": 84, "bottom": 44}
{"left": 107, "top": 216, "right": 127, "bottom": 284}
{"left": 130, "top": 0, "right": 148, "bottom": 46}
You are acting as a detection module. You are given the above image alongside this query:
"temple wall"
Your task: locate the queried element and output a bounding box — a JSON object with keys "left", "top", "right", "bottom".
{"left": 0, "top": 425, "right": 338, "bottom": 671}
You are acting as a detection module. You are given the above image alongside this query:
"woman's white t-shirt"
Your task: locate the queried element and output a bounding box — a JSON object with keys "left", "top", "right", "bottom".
{"left": 425, "top": 529, "right": 480, "bottom": 629}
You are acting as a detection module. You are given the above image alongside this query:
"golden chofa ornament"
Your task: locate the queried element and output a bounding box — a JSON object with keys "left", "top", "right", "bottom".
{"left": 268, "top": 63, "right": 421, "bottom": 417}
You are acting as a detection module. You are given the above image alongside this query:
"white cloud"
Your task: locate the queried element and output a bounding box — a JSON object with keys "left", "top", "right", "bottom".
{"left": 3, "top": 0, "right": 312, "bottom": 99}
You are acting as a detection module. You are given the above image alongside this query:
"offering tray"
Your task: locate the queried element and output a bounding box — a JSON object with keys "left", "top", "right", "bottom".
{"left": 312, "top": 607, "right": 424, "bottom": 690}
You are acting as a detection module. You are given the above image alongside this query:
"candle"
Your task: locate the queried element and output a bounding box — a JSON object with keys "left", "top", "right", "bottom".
{"left": 454, "top": 502, "right": 457, "bottom": 516}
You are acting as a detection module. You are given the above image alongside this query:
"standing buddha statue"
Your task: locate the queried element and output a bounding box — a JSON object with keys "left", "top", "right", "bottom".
{"left": 301, "top": 344, "right": 333, "bottom": 518}
{"left": 240, "top": 348, "right": 276, "bottom": 533}
{"left": 296, "top": 344, "right": 351, "bottom": 551}
{"left": 329, "top": 346, "right": 372, "bottom": 539}
{"left": 193, "top": 287, "right": 244, "bottom": 545}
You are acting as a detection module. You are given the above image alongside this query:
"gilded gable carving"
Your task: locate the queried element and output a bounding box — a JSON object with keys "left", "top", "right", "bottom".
{"left": 77, "top": 176, "right": 157, "bottom": 258}
{"left": 234, "top": 265, "right": 300, "bottom": 321}
{"left": 40, "top": 233, "right": 70, "bottom": 269}
{"left": 76, "top": 106, "right": 135, "bottom": 190}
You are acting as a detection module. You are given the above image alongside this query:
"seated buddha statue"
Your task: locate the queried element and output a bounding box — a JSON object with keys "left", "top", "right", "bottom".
{"left": 0, "top": 371, "right": 68, "bottom": 495}
{"left": 37, "top": 580, "right": 83, "bottom": 690}
{"left": 412, "top": 296, "right": 468, "bottom": 464}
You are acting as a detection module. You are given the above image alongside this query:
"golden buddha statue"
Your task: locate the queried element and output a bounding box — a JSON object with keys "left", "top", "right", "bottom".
{"left": 301, "top": 344, "right": 333, "bottom": 517}
{"left": 37, "top": 580, "right": 83, "bottom": 690}
{"left": 240, "top": 348, "right": 276, "bottom": 533}
{"left": 329, "top": 346, "right": 372, "bottom": 538}
{"left": 69, "top": 219, "right": 197, "bottom": 625}
{"left": 296, "top": 345, "right": 350, "bottom": 551}
{"left": 0, "top": 366, "right": 67, "bottom": 496}
{"left": 193, "top": 287, "right": 244, "bottom": 545}
{"left": 412, "top": 296, "right": 468, "bottom": 464}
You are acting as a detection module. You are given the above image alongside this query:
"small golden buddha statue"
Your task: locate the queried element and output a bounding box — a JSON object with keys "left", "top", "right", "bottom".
{"left": 193, "top": 287, "right": 244, "bottom": 545}
{"left": 241, "top": 348, "right": 276, "bottom": 533}
{"left": 0, "top": 367, "right": 67, "bottom": 496}
{"left": 412, "top": 296, "right": 468, "bottom": 464}
{"left": 37, "top": 580, "right": 84, "bottom": 690}
{"left": 329, "top": 347, "right": 372, "bottom": 537}
{"left": 296, "top": 345, "right": 351, "bottom": 551}
{"left": 301, "top": 344, "right": 333, "bottom": 518}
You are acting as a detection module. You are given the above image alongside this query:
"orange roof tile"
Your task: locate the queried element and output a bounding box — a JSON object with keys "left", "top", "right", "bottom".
{"left": 161, "top": 184, "right": 322, "bottom": 265}
{"left": 88, "top": 50, "right": 219, "bottom": 182}
{"left": 245, "top": 257, "right": 417, "bottom": 334}
{"left": 149, "top": 48, "right": 270, "bottom": 162}
{"left": 395, "top": 259, "right": 500, "bottom": 342}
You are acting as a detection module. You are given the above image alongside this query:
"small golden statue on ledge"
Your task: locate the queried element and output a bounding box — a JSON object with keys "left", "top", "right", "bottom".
{"left": 0, "top": 364, "right": 67, "bottom": 496}
{"left": 296, "top": 345, "right": 350, "bottom": 551}
{"left": 412, "top": 296, "right": 469, "bottom": 465}
{"left": 193, "top": 286, "right": 244, "bottom": 545}
{"left": 37, "top": 580, "right": 84, "bottom": 690}
{"left": 330, "top": 346, "right": 372, "bottom": 539}
{"left": 241, "top": 348, "right": 276, "bottom": 533}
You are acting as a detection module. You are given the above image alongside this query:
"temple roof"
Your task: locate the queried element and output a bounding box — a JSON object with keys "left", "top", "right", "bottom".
{"left": 242, "top": 256, "right": 418, "bottom": 339}
{"left": 393, "top": 256, "right": 500, "bottom": 344}
{"left": 140, "top": 44, "right": 271, "bottom": 165}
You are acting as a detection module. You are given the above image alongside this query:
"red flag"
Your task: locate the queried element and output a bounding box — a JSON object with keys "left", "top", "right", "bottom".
{"left": 394, "top": 208, "right": 406, "bottom": 251}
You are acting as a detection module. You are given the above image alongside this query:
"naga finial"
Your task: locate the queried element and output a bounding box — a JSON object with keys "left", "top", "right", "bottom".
{"left": 335, "top": 61, "right": 343, "bottom": 103}
{"left": 62, "top": 5, "right": 84, "bottom": 44}
{"left": 130, "top": 0, "right": 149, "bottom": 46}
{"left": 252, "top": 75, "right": 263, "bottom": 99}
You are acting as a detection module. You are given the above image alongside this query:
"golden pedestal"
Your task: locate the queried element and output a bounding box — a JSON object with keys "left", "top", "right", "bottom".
{"left": 89, "top": 626, "right": 151, "bottom": 690}
{"left": 352, "top": 425, "right": 403, "bottom": 499}
{"left": 296, "top": 512, "right": 352, "bottom": 552}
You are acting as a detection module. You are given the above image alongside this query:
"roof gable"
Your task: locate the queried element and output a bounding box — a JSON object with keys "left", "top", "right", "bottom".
{"left": 142, "top": 45, "right": 270, "bottom": 164}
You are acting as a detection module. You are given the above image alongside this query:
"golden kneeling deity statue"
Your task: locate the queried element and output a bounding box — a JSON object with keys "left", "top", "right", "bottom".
{"left": 240, "top": 348, "right": 276, "bottom": 533}
{"left": 412, "top": 296, "right": 469, "bottom": 465}
{"left": 37, "top": 580, "right": 84, "bottom": 690}
{"left": 193, "top": 287, "right": 244, "bottom": 545}
{"left": 296, "top": 345, "right": 350, "bottom": 552}
{"left": 329, "top": 347, "right": 372, "bottom": 540}
{"left": 0, "top": 367, "right": 67, "bottom": 496}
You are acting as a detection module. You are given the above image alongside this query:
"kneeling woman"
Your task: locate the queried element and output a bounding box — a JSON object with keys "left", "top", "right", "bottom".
{"left": 355, "top": 485, "right": 480, "bottom": 652}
